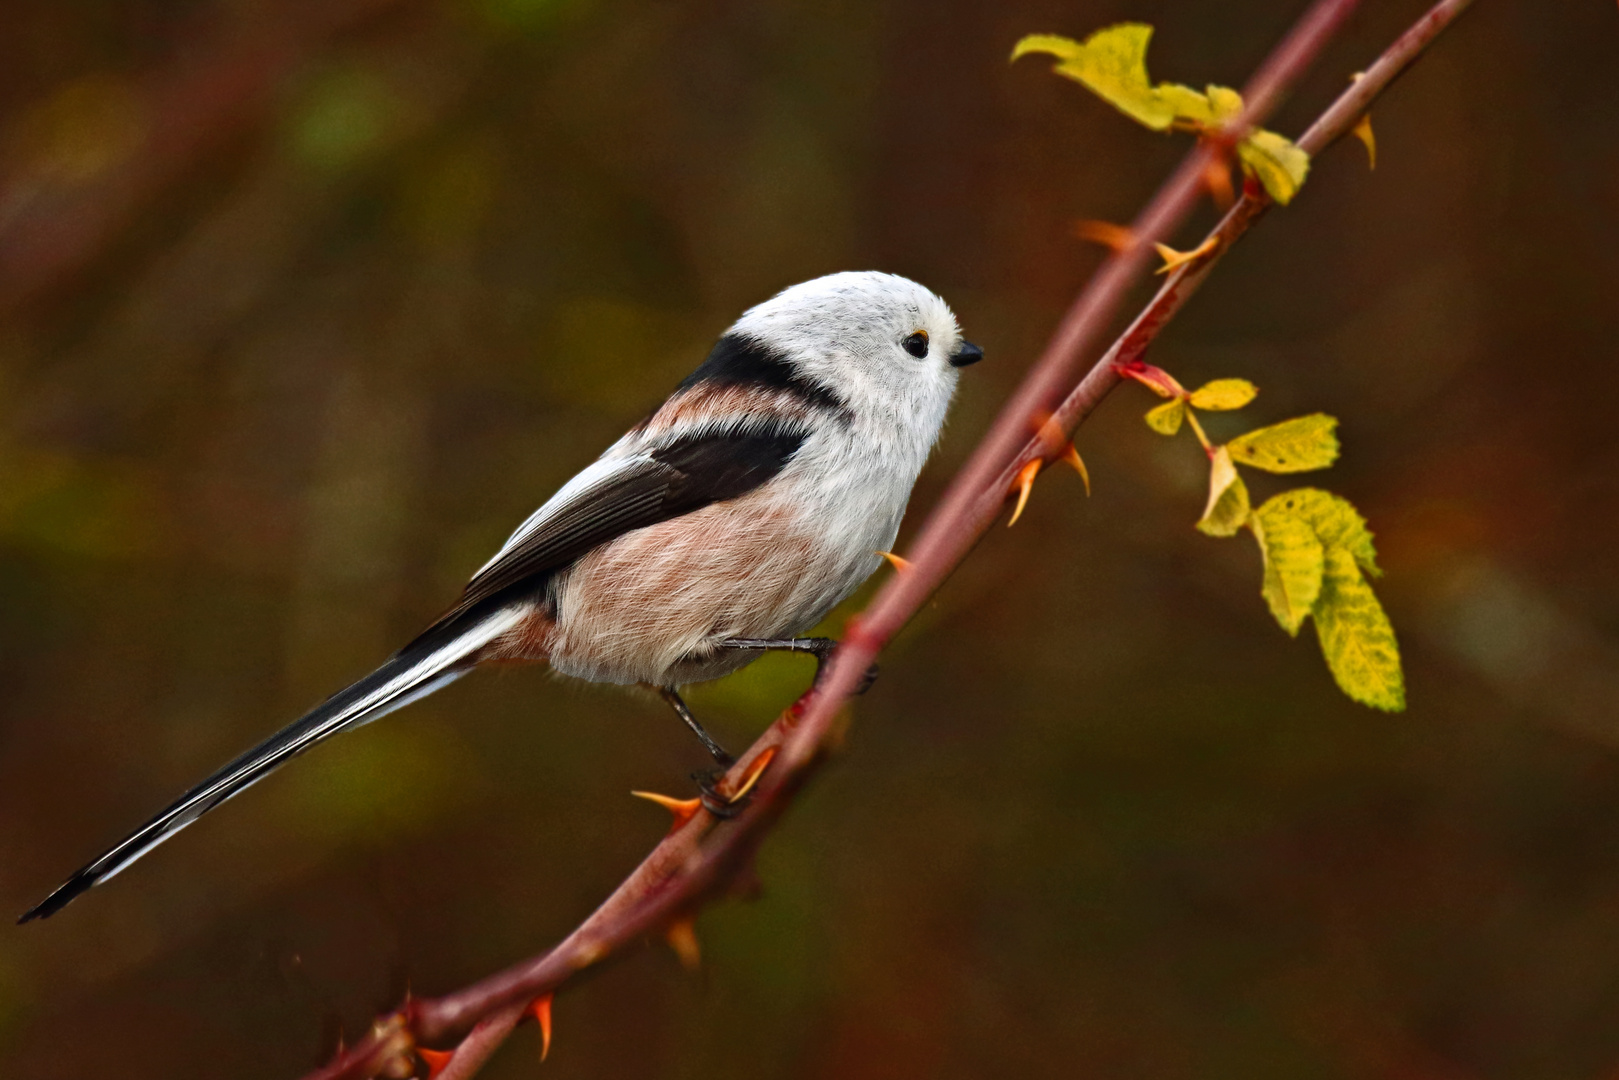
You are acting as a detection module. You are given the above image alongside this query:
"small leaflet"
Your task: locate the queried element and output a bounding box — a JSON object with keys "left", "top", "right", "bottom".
{"left": 1188, "top": 378, "right": 1257, "bottom": 411}
{"left": 1227, "top": 414, "right": 1339, "bottom": 473}
{"left": 1313, "top": 546, "right": 1405, "bottom": 711}
{"left": 1236, "top": 129, "right": 1311, "bottom": 205}
{"left": 1265, "top": 488, "right": 1379, "bottom": 576}
{"left": 1145, "top": 399, "right": 1187, "bottom": 435}
{"left": 1251, "top": 500, "right": 1324, "bottom": 635}
{"left": 1011, "top": 26, "right": 1178, "bottom": 130}
{"left": 1196, "top": 447, "right": 1250, "bottom": 537}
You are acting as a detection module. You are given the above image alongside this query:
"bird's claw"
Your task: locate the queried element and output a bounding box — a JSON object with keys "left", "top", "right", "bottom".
{"left": 692, "top": 769, "right": 743, "bottom": 818}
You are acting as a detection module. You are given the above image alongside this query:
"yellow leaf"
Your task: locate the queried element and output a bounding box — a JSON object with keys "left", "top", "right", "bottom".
{"left": 1251, "top": 503, "right": 1324, "bottom": 635}
{"left": 1262, "top": 488, "right": 1379, "bottom": 576}
{"left": 1161, "top": 83, "right": 1244, "bottom": 128}
{"left": 1011, "top": 26, "right": 1176, "bottom": 130}
{"left": 1352, "top": 113, "right": 1376, "bottom": 169}
{"left": 1188, "top": 378, "right": 1257, "bottom": 411}
{"left": 1158, "top": 82, "right": 1216, "bottom": 126}
{"left": 1237, "top": 129, "right": 1311, "bottom": 205}
{"left": 1196, "top": 446, "right": 1250, "bottom": 537}
{"left": 1313, "top": 545, "right": 1405, "bottom": 711}
{"left": 1227, "top": 414, "right": 1339, "bottom": 473}
{"left": 1144, "top": 398, "right": 1186, "bottom": 435}
{"left": 1203, "top": 85, "right": 1245, "bottom": 125}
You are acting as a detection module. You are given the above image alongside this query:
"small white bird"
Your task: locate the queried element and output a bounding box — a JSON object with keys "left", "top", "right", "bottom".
{"left": 21, "top": 271, "right": 981, "bottom": 921}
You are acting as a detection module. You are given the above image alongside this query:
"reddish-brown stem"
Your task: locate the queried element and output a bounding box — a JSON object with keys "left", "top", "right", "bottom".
{"left": 300, "top": 1, "right": 1477, "bottom": 1076}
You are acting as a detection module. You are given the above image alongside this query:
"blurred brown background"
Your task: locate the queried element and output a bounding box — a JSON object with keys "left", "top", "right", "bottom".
{"left": 1, "top": 0, "right": 1616, "bottom": 1076}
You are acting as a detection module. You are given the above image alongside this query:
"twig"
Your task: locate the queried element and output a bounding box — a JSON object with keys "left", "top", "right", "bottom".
{"left": 299, "top": 1, "right": 1476, "bottom": 1076}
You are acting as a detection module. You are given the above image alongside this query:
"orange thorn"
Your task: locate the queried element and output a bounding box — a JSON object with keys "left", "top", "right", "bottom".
{"left": 1153, "top": 236, "right": 1219, "bottom": 275}
{"left": 1201, "top": 154, "right": 1235, "bottom": 210}
{"left": 1073, "top": 219, "right": 1137, "bottom": 253}
{"left": 729, "top": 745, "right": 777, "bottom": 804}
{"left": 528, "top": 994, "right": 553, "bottom": 1062}
{"left": 418, "top": 1047, "right": 454, "bottom": 1080}
{"left": 1006, "top": 458, "right": 1042, "bottom": 527}
{"left": 631, "top": 790, "right": 703, "bottom": 831}
{"left": 666, "top": 915, "right": 702, "bottom": 971}
{"left": 1061, "top": 443, "right": 1091, "bottom": 496}
{"left": 1031, "top": 413, "right": 1089, "bottom": 498}
{"left": 1351, "top": 113, "right": 1376, "bottom": 169}
{"left": 876, "top": 550, "right": 912, "bottom": 572}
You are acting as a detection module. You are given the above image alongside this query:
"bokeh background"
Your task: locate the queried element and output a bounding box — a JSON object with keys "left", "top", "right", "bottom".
{"left": 1, "top": 0, "right": 1616, "bottom": 1076}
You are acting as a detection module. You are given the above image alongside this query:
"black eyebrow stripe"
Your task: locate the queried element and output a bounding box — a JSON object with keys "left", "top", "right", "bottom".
{"left": 677, "top": 333, "right": 852, "bottom": 422}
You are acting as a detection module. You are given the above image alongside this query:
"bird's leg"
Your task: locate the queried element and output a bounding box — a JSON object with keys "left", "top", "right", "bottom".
{"left": 655, "top": 687, "right": 745, "bottom": 817}
{"left": 719, "top": 637, "right": 879, "bottom": 694}
{"left": 658, "top": 686, "right": 734, "bottom": 767}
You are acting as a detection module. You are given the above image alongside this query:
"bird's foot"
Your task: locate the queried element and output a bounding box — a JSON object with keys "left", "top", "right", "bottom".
{"left": 692, "top": 768, "right": 744, "bottom": 818}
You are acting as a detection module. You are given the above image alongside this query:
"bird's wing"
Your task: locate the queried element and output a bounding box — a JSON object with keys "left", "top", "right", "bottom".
{"left": 418, "top": 422, "right": 809, "bottom": 633}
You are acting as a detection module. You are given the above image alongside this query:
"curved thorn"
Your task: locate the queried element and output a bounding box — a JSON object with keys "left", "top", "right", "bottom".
{"left": 418, "top": 1047, "right": 454, "bottom": 1080}
{"left": 528, "top": 994, "right": 553, "bottom": 1062}
{"left": 1153, "top": 236, "right": 1220, "bottom": 275}
{"left": 666, "top": 916, "right": 701, "bottom": 971}
{"left": 729, "top": 746, "right": 777, "bottom": 804}
{"left": 1201, "top": 152, "right": 1235, "bottom": 210}
{"left": 631, "top": 790, "right": 703, "bottom": 831}
{"left": 1073, "top": 219, "right": 1137, "bottom": 252}
{"left": 1062, "top": 444, "right": 1092, "bottom": 496}
{"left": 1352, "top": 112, "right": 1376, "bottom": 168}
{"left": 1006, "top": 459, "right": 1042, "bottom": 527}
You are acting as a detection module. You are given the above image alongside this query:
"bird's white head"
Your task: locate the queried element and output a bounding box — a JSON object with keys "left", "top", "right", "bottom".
{"left": 727, "top": 271, "right": 981, "bottom": 447}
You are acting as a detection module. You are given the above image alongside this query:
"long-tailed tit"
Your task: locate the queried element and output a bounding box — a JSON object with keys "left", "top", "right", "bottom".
{"left": 21, "top": 271, "right": 982, "bottom": 921}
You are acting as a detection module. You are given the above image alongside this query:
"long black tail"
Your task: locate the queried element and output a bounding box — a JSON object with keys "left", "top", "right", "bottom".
{"left": 18, "top": 606, "right": 526, "bottom": 922}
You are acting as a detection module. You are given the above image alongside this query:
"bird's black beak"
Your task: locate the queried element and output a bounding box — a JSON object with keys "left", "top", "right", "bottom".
{"left": 949, "top": 340, "right": 984, "bottom": 368}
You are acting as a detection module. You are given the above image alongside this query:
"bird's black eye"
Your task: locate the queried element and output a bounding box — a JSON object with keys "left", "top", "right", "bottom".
{"left": 902, "top": 331, "right": 929, "bottom": 359}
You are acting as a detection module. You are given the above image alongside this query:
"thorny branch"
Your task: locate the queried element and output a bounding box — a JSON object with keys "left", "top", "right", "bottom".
{"left": 302, "top": 1, "right": 1477, "bottom": 1076}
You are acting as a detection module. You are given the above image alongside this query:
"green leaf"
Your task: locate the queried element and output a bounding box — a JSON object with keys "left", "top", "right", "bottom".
{"left": 1227, "top": 414, "right": 1339, "bottom": 473}
{"left": 1313, "top": 545, "right": 1405, "bottom": 711}
{"left": 1238, "top": 129, "right": 1311, "bottom": 205}
{"left": 1011, "top": 26, "right": 1176, "bottom": 130}
{"left": 1251, "top": 503, "right": 1324, "bottom": 635}
{"left": 1196, "top": 446, "right": 1250, "bottom": 537}
{"left": 1144, "top": 399, "right": 1187, "bottom": 435}
{"left": 1188, "top": 378, "right": 1257, "bottom": 411}
{"left": 1260, "top": 488, "right": 1380, "bottom": 576}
